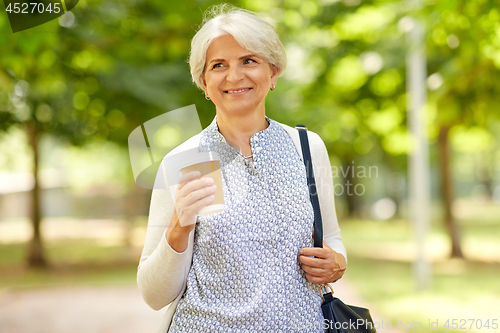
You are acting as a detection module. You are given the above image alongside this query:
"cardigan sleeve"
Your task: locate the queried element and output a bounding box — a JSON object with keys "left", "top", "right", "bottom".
{"left": 308, "top": 131, "right": 347, "bottom": 262}
{"left": 136, "top": 160, "right": 195, "bottom": 311}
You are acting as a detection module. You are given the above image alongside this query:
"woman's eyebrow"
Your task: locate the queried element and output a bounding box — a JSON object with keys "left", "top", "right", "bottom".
{"left": 240, "top": 54, "right": 260, "bottom": 59}
{"left": 208, "top": 54, "right": 261, "bottom": 66}
{"left": 208, "top": 58, "right": 225, "bottom": 66}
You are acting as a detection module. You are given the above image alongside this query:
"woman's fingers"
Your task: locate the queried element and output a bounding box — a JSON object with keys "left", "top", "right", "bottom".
{"left": 180, "top": 182, "right": 215, "bottom": 203}
{"left": 185, "top": 194, "right": 215, "bottom": 213}
{"left": 178, "top": 172, "right": 212, "bottom": 194}
{"left": 178, "top": 177, "right": 213, "bottom": 197}
{"left": 176, "top": 171, "right": 214, "bottom": 202}
{"left": 301, "top": 263, "right": 324, "bottom": 276}
{"left": 177, "top": 171, "right": 202, "bottom": 189}
{"left": 305, "top": 273, "right": 324, "bottom": 284}
{"left": 298, "top": 245, "right": 347, "bottom": 284}
{"left": 182, "top": 183, "right": 216, "bottom": 210}
{"left": 298, "top": 254, "right": 323, "bottom": 266}
{"left": 299, "top": 247, "right": 328, "bottom": 259}
{"left": 174, "top": 172, "right": 218, "bottom": 227}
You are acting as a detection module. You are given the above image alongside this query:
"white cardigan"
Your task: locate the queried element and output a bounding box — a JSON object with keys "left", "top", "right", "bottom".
{"left": 137, "top": 121, "right": 347, "bottom": 333}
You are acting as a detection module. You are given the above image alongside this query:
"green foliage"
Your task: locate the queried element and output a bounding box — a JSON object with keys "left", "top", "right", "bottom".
{"left": 424, "top": 0, "right": 500, "bottom": 131}
{"left": 0, "top": 0, "right": 222, "bottom": 147}
{"left": 2, "top": 0, "right": 498, "bottom": 156}
{"left": 1, "top": 0, "right": 499, "bottom": 211}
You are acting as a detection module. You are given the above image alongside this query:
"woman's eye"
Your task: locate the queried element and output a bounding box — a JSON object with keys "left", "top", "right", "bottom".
{"left": 244, "top": 59, "right": 256, "bottom": 64}
{"left": 212, "top": 63, "right": 223, "bottom": 69}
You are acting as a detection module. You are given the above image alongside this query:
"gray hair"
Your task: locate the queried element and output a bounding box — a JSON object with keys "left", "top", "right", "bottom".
{"left": 189, "top": 4, "right": 287, "bottom": 91}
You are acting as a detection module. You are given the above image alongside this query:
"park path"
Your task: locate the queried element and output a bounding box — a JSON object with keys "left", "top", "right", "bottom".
{"left": 332, "top": 277, "right": 406, "bottom": 333}
{"left": 0, "top": 285, "right": 164, "bottom": 333}
{"left": 0, "top": 278, "right": 403, "bottom": 333}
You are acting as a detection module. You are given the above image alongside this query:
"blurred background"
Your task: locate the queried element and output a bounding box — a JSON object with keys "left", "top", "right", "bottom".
{"left": 1, "top": 0, "right": 499, "bottom": 332}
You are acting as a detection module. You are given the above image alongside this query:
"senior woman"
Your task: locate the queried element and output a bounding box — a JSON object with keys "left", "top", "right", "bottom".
{"left": 138, "top": 5, "right": 347, "bottom": 333}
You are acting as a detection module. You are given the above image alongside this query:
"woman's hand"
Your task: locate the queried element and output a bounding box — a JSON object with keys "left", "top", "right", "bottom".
{"left": 165, "top": 171, "right": 217, "bottom": 252}
{"left": 298, "top": 242, "right": 347, "bottom": 284}
{"left": 174, "top": 171, "right": 217, "bottom": 228}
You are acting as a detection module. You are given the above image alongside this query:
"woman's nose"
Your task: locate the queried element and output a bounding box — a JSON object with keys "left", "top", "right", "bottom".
{"left": 226, "top": 65, "right": 244, "bottom": 83}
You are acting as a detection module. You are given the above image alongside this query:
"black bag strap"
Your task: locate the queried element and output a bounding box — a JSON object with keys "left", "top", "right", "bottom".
{"left": 296, "top": 125, "right": 323, "bottom": 249}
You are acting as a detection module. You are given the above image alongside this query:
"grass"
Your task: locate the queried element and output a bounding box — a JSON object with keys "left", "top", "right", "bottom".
{"left": 0, "top": 240, "right": 139, "bottom": 289}
{"left": 340, "top": 201, "right": 500, "bottom": 333}
{"left": 0, "top": 216, "right": 150, "bottom": 289}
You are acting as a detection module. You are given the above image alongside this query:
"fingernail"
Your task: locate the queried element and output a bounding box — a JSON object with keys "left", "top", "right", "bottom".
{"left": 299, "top": 249, "right": 303, "bottom": 254}
{"left": 206, "top": 177, "right": 214, "bottom": 184}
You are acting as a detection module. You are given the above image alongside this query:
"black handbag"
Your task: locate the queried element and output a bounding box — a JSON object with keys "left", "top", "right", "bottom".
{"left": 296, "top": 124, "right": 377, "bottom": 333}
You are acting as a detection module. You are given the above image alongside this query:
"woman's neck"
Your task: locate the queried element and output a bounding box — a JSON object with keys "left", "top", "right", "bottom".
{"left": 215, "top": 110, "right": 269, "bottom": 148}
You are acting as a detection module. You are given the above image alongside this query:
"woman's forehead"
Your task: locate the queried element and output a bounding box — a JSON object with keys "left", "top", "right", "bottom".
{"left": 206, "top": 35, "right": 258, "bottom": 60}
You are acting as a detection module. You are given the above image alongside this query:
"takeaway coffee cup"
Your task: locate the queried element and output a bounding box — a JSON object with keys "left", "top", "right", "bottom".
{"left": 179, "top": 151, "right": 224, "bottom": 218}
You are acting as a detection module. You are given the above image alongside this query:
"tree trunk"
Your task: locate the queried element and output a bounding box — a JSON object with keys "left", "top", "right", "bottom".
{"left": 26, "top": 120, "right": 48, "bottom": 268}
{"left": 479, "top": 151, "right": 493, "bottom": 201}
{"left": 438, "top": 126, "right": 464, "bottom": 258}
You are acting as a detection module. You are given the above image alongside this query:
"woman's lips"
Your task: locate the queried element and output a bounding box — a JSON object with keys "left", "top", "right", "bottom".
{"left": 224, "top": 88, "right": 252, "bottom": 95}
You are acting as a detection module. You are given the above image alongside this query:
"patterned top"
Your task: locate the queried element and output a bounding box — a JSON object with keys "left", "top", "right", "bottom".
{"left": 167, "top": 117, "right": 324, "bottom": 333}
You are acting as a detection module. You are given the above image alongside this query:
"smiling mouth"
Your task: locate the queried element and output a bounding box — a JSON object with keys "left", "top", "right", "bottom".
{"left": 224, "top": 88, "right": 251, "bottom": 93}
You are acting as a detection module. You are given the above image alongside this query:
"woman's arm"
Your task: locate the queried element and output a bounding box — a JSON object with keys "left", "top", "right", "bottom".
{"left": 137, "top": 156, "right": 217, "bottom": 310}
{"left": 296, "top": 130, "right": 347, "bottom": 284}
{"left": 136, "top": 163, "right": 194, "bottom": 310}
{"left": 309, "top": 131, "right": 347, "bottom": 262}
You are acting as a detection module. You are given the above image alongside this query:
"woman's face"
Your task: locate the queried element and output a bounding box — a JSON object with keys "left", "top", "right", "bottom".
{"left": 203, "top": 34, "right": 278, "bottom": 117}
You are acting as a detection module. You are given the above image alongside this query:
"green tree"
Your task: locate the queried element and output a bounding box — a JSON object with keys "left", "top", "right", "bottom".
{"left": 0, "top": 23, "right": 82, "bottom": 267}
{"left": 0, "top": 0, "right": 234, "bottom": 267}
{"left": 423, "top": 0, "right": 500, "bottom": 257}
{"left": 254, "top": 1, "right": 409, "bottom": 214}
{"left": 248, "top": 0, "right": 500, "bottom": 257}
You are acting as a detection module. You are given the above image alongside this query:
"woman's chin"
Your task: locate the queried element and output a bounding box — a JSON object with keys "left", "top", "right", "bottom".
{"left": 216, "top": 100, "right": 264, "bottom": 115}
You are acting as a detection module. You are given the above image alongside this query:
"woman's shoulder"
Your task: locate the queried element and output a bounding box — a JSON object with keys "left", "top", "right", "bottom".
{"left": 275, "top": 120, "right": 325, "bottom": 148}
{"left": 163, "top": 116, "right": 220, "bottom": 160}
{"left": 163, "top": 132, "right": 203, "bottom": 160}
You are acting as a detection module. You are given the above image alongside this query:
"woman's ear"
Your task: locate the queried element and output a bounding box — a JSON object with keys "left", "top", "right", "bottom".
{"left": 270, "top": 65, "right": 279, "bottom": 86}
{"left": 203, "top": 78, "right": 208, "bottom": 94}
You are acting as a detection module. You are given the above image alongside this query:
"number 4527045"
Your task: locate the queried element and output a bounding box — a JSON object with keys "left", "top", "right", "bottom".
{"left": 6, "top": 2, "right": 61, "bottom": 14}
{"left": 444, "top": 319, "right": 498, "bottom": 330}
